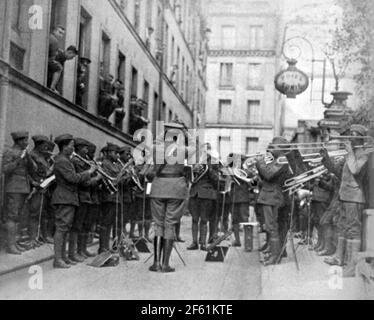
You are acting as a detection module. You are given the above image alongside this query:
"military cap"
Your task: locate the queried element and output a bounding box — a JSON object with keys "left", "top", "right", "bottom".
{"left": 11, "top": 131, "right": 29, "bottom": 141}
{"left": 32, "top": 135, "right": 50, "bottom": 145}
{"left": 272, "top": 136, "right": 289, "bottom": 145}
{"left": 106, "top": 143, "right": 120, "bottom": 152}
{"left": 119, "top": 146, "right": 132, "bottom": 154}
{"left": 80, "top": 57, "right": 92, "bottom": 65}
{"left": 74, "top": 138, "right": 91, "bottom": 148}
{"left": 88, "top": 142, "right": 97, "bottom": 152}
{"left": 350, "top": 124, "right": 367, "bottom": 137}
{"left": 54, "top": 134, "right": 74, "bottom": 145}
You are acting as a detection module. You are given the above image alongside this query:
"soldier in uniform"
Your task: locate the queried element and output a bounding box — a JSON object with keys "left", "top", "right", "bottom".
{"left": 149, "top": 123, "right": 192, "bottom": 273}
{"left": 311, "top": 173, "right": 334, "bottom": 251}
{"left": 27, "top": 135, "right": 55, "bottom": 248}
{"left": 2, "top": 131, "right": 31, "bottom": 255}
{"left": 187, "top": 151, "right": 219, "bottom": 251}
{"left": 99, "top": 143, "right": 121, "bottom": 254}
{"left": 86, "top": 142, "right": 102, "bottom": 246}
{"left": 321, "top": 124, "right": 369, "bottom": 277}
{"left": 256, "top": 137, "right": 291, "bottom": 266}
{"left": 51, "top": 134, "right": 97, "bottom": 269}
{"left": 118, "top": 146, "right": 136, "bottom": 238}
{"left": 70, "top": 138, "right": 102, "bottom": 262}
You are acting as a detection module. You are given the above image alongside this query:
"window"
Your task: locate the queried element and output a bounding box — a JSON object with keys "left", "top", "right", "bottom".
{"left": 164, "top": 24, "right": 169, "bottom": 72}
{"left": 146, "top": 0, "right": 153, "bottom": 28}
{"left": 219, "top": 136, "right": 231, "bottom": 162}
{"left": 134, "top": 0, "right": 141, "bottom": 33}
{"left": 131, "top": 67, "right": 138, "bottom": 97}
{"left": 11, "top": 0, "right": 21, "bottom": 30}
{"left": 219, "top": 63, "right": 233, "bottom": 88}
{"left": 176, "top": 47, "right": 180, "bottom": 90}
{"left": 250, "top": 26, "right": 264, "bottom": 50}
{"left": 221, "top": 25, "right": 236, "bottom": 49}
{"left": 153, "top": 92, "right": 159, "bottom": 126}
{"left": 169, "top": 109, "right": 173, "bottom": 122}
{"left": 247, "top": 100, "right": 261, "bottom": 124}
{"left": 76, "top": 8, "right": 92, "bottom": 108}
{"left": 143, "top": 80, "right": 150, "bottom": 117}
{"left": 247, "top": 63, "right": 263, "bottom": 89}
{"left": 218, "top": 99, "right": 232, "bottom": 123}
{"left": 171, "top": 37, "right": 175, "bottom": 69}
{"left": 246, "top": 137, "right": 259, "bottom": 155}
{"left": 100, "top": 32, "right": 111, "bottom": 78}
{"left": 181, "top": 57, "right": 185, "bottom": 96}
{"left": 162, "top": 102, "right": 166, "bottom": 121}
{"left": 185, "top": 66, "right": 190, "bottom": 103}
{"left": 9, "top": 42, "right": 25, "bottom": 71}
{"left": 117, "top": 51, "right": 126, "bottom": 83}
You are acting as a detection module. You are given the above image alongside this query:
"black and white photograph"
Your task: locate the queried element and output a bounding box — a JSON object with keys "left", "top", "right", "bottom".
{"left": 0, "top": 0, "right": 374, "bottom": 303}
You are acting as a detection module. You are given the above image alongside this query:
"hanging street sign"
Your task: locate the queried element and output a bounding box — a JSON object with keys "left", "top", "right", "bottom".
{"left": 274, "top": 59, "right": 309, "bottom": 99}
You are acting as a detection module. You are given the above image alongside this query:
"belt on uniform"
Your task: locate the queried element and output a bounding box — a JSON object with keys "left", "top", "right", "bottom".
{"left": 157, "top": 173, "right": 185, "bottom": 178}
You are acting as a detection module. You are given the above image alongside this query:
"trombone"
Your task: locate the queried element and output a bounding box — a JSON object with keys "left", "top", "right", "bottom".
{"left": 276, "top": 149, "right": 348, "bottom": 165}
{"left": 117, "top": 159, "right": 144, "bottom": 192}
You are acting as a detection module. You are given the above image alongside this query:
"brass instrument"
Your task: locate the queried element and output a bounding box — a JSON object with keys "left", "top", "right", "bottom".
{"left": 191, "top": 164, "right": 209, "bottom": 185}
{"left": 283, "top": 165, "right": 328, "bottom": 194}
{"left": 243, "top": 152, "right": 274, "bottom": 169}
{"left": 206, "top": 231, "right": 233, "bottom": 252}
{"left": 72, "top": 152, "right": 118, "bottom": 195}
{"left": 118, "top": 159, "right": 144, "bottom": 192}
{"left": 276, "top": 149, "right": 348, "bottom": 165}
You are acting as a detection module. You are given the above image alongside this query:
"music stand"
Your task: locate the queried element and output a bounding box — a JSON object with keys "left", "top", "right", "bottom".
{"left": 134, "top": 179, "right": 152, "bottom": 253}
{"left": 276, "top": 193, "right": 300, "bottom": 271}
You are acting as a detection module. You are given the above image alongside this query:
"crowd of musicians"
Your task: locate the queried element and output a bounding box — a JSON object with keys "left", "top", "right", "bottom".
{"left": 0, "top": 122, "right": 370, "bottom": 276}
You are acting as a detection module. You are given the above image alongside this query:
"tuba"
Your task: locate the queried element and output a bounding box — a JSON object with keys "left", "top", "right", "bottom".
{"left": 191, "top": 164, "right": 209, "bottom": 185}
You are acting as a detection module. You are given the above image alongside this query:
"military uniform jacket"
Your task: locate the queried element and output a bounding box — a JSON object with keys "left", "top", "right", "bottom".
{"left": 190, "top": 164, "right": 219, "bottom": 200}
{"left": 324, "top": 149, "right": 368, "bottom": 204}
{"left": 29, "top": 150, "right": 53, "bottom": 184}
{"left": 101, "top": 158, "right": 121, "bottom": 203}
{"left": 312, "top": 176, "right": 334, "bottom": 203}
{"left": 2, "top": 145, "right": 31, "bottom": 194}
{"left": 150, "top": 164, "right": 188, "bottom": 200}
{"left": 256, "top": 158, "right": 290, "bottom": 207}
{"left": 51, "top": 154, "right": 91, "bottom": 207}
{"left": 72, "top": 157, "right": 94, "bottom": 205}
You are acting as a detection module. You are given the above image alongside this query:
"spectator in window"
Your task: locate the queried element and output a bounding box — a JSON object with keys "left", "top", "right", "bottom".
{"left": 114, "top": 81, "right": 126, "bottom": 128}
{"left": 129, "top": 99, "right": 150, "bottom": 135}
{"left": 98, "top": 74, "right": 117, "bottom": 121}
{"left": 76, "top": 57, "right": 92, "bottom": 107}
{"left": 48, "top": 26, "right": 66, "bottom": 93}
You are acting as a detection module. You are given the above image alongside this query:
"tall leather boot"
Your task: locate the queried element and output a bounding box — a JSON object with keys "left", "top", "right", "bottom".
{"left": 324, "top": 237, "right": 345, "bottom": 266}
{"left": 80, "top": 233, "right": 96, "bottom": 258}
{"left": 53, "top": 231, "right": 70, "bottom": 269}
{"left": 162, "top": 239, "right": 175, "bottom": 273}
{"left": 106, "top": 227, "right": 112, "bottom": 252}
{"left": 98, "top": 226, "right": 108, "bottom": 254}
{"left": 137, "top": 223, "right": 144, "bottom": 238}
{"left": 149, "top": 236, "right": 163, "bottom": 272}
{"left": 318, "top": 225, "right": 336, "bottom": 256}
{"left": 175, "top": 223, "right": 184, "bottom": 242}
{"left": 232, "top": 224, "right": 241, "bottom": 247}
{"left": 129, "top": 222, "right": 136, "bottom": 238}
{"left": 42, "top": 219, "right": 54, "bottom": 244}
{"left": 314, "top": 225, "right": 324, "bottom": 251}
{"left": 263, "top": 237, "right": 281, "bottom": 266}
{"left": 61, "top": 233, "right": 77, "bottom": 266}
{"left": 187, "top": 221, "right": 199, "bottom": 250}
{"left": 144, "top": 221, "right": 151, "bottom": 242}
{"left": 6, "top": 221, "right": 22, "bottom": 255}
{"left": 28, "top": 219, "right": 41, "bottom": 248}
{"left": 259, "top": 231, "right": 270, "bottom": 252}
{"left": 199, "top": 223, "right": 208, "bottom": 251}
{"left": 343, "top": 239, "right": 361, "bottom": 278}
{"left": 68, "top": 232, "right": 85, "bottom": 263}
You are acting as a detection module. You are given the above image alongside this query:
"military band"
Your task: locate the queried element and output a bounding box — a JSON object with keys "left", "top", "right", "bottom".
{"left": 0, "top": 122, "right": 371, "bottom": 278}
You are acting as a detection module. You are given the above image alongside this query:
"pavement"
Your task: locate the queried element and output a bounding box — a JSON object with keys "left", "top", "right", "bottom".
{"left": 0, "top": 217, "right": 261, "bottom": 300}
{"left": 0, "top": 217, "right": 371, "bottom": 300}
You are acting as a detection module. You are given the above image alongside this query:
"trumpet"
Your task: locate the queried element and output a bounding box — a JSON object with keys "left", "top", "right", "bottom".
{"left": 72, "top": 152, "right": 118, "bottom": 194}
